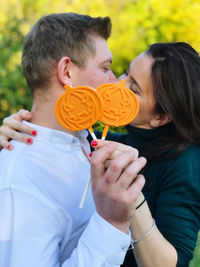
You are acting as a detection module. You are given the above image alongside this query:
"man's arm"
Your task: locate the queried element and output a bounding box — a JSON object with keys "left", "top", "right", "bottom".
{"left": 0, "top": 141, "right": 146, "bottom": 267}
{"left": 0, "top": 186, "right": 130, "bottom": 267}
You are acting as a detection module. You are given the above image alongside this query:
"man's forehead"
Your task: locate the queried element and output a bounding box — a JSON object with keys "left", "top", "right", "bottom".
{"left": 96, "top": 47, "right": 113, "bottom": 65}
{"left": 92, "top": 36, "right": 112, "bottom": 58}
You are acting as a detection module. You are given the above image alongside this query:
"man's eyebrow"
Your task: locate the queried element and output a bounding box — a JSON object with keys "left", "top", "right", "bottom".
{"left": 100, "top": 58, "right": 112, "bottom": 65}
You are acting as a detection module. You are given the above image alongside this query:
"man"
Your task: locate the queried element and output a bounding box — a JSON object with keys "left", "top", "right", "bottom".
{"left": 0, "top": 13, "right": 146, "bottom": 266}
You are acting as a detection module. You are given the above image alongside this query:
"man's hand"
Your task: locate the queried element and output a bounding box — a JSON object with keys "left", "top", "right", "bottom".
{"left": 91, "top": 139, "right": 139, "bottom": 168}
{"left": 0, "top": 109, "right": 35, "bottom": 150}
{"left": 90, "top": 141, "right": 146, "bottom": 233}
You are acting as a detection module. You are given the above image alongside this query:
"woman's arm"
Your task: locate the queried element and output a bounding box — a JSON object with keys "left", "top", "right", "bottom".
{"left": 91, "top": 140, "right": 178, "bottom": 267}
{"left": 130, "top": 147, "right": 200, "bottom": 267}
{"left": 130, "top": 193, "right": 178, "bottom": 267}
{"left": 0, "top": 110, "right": 35, "bottom": 150}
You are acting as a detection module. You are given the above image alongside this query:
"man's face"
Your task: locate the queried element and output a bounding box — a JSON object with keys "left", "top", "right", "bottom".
{"left": 71, "top": 35, "right": 116, "bottom": 88}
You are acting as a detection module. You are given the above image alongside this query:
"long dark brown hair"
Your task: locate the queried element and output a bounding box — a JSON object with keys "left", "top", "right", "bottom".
{"left": 144, "top": 42, "right": 200, "bottom": 162}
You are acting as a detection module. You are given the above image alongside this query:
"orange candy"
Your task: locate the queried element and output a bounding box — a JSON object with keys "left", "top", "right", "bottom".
{"left": 55, "top": 80, "right": 139, "bottom": 137}
{"left": 97, "top": 80, "right": 139, "bottom": 126}
{"left": 97, "top": 80, "right": 139, "bottom": 139}
{"left": 55, "top": 84, "right": 103, "bottom": 131}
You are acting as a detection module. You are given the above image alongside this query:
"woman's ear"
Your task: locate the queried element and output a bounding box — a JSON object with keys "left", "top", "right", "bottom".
{"left": 150, "top": 114, "right": 171, "bottom": 128}
{"left": 57, "top": 57, "right": 73, "bottom": 86}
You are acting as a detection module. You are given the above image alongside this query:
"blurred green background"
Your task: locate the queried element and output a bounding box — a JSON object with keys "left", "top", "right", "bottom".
{"left": 0, "top": 0, "right": 199, "bottom": 265}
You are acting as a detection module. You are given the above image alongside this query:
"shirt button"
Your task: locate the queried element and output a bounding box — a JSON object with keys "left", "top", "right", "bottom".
{"left": 122, "top": 245, "right": 128, "bottom": 252}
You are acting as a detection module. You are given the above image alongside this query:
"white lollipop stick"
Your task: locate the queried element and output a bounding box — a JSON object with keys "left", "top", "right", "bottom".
{"left": 79, "top": 127, "right": 96, "bottom": 209}
{"left": 79, "top": 176, "right": 91, "bottom": 209}
{"left": 88, "top": 127, "right": 97, "bottom": 140}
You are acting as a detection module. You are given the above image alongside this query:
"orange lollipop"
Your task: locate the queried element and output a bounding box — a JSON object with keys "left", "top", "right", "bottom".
{"left": 97, "top": 79, "right": 139, "bottom": 139}
{"left": 55, "top": 84, "right": 103, "bottom": 139}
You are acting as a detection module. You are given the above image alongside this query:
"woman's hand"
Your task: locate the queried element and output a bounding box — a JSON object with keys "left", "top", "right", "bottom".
{"left": 0, "top": 109, "right": 36, "bottom": 150}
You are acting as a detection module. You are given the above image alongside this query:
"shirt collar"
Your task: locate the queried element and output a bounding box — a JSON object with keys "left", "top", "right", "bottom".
{"left": 23, "top": 121, "right": 88, "bottom": 150}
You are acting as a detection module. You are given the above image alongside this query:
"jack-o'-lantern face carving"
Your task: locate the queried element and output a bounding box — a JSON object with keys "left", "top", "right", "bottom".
{"left": 55, "top": 80, "right": 139, "bottom": 134}
{"left": 55, "top": 85, "right": 103, "bottom": 131}
{"left": 97, "top": 80, "right": 139, "bottom": 126}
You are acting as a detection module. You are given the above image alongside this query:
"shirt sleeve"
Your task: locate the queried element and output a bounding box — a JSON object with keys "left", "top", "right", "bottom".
{"left": 0, "top": 187, "right": 131, "bottom": 267}
{"left": 154, "top": 147, "right": 200, "bottom": 266}
{"left": 64, "top": 212, "right": 131, "bottom": 267}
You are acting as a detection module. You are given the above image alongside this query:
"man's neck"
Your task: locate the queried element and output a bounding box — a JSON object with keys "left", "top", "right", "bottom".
{"left": 30, "top": 100, "right": 76, "bottom": 136}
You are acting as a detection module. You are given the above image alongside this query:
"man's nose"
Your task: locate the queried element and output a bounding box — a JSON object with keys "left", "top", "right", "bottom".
{"left": 109, "top": 71, "right": 117, "bottom": 82}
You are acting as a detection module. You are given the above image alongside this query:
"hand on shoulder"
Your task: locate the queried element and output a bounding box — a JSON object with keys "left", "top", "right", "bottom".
{"left": 0, "top": 109, "right": 35, "bottom": 150}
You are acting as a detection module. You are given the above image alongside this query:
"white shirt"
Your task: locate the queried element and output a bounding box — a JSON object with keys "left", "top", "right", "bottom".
{"left": 0, "top": 122, "right": 131, "bottom": 267}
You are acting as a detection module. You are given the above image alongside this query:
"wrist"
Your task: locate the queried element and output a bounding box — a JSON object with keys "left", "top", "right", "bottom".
{"left": 135, "top": 192, "right": 144, "bottom": 208}
{"left": 136, "top": 198, "right": 146, "bottom": 210}
{"left": 131, "top": 200, "right": 154, "bottom": 240}
{"left": 132, "top": 219, "right": 156, "bottom": 247}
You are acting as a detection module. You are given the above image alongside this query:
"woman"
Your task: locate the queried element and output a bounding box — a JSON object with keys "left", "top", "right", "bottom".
{"left": 1, "top": 42, "right": 200, "bottom": 266}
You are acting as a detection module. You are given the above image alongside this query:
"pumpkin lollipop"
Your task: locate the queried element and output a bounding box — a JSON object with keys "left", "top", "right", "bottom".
{"left": 79, "top": 80, "right": 139, "bottom": 208}
{"left": 97, "top": 79, "right": 139, "bottom": 139}
{"left": 55, "top": 84, "right": 103, "bottom": 139}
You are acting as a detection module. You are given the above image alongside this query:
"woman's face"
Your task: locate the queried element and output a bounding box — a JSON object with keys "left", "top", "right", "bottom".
{"left": 120, "top": 52, "right": 158, "bottom": 129}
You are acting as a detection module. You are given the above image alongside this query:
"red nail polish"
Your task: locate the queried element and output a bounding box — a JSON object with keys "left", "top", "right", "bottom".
{"left": 91, "top": 140, "right": 98, "bottom": 147}
{"left": 89, "top": 152, "right": 93, "bottom": 157}
{"left": 32, "top": 130, "right": 37, "bottom": 136}
{"left": 27, "top": 138, "right": 33, "bottom": 144}
{"left": 7, "top": 145, "right": 12, "bottom": 150}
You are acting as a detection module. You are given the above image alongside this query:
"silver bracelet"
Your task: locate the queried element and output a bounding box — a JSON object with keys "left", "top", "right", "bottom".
{"left": 130, "top": 219, "right": 156, "bottom": 249}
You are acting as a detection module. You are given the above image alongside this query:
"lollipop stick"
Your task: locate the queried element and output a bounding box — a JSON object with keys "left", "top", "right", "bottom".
{"left": 102, "top": 125, "right": 110, "bottom": 140}
{"left": 88, "top": 127, "right": 97, "bottom": 140}
{"left": 79, "top": 127, "right": 96, "bottom": 209}
{"left": 79, "top": 176, "right": 91, "bottom": 208}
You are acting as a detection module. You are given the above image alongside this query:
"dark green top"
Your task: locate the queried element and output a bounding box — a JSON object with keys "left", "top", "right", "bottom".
{"left": 93, "top": 125, "right": 200, "bottom": 267}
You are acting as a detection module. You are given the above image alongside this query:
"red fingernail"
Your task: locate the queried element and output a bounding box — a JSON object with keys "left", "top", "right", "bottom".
{"left": 7, "top": 145, "right": 12, "bottom": 150}
{"left": 91, "top": 140, "right": 98, "bottom": 147}
{"left": 89, "top": 152, "right": 93, "bottom": 157}
{"left": 27, "top": 138, "right": 33, "bottom": 144}
{"left": 32, "top": 130, "right": 37, "bottom": 136}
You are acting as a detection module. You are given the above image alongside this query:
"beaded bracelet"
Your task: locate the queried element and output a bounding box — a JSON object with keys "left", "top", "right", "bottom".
{"left": 136, "top": 198, "right": 146, "bottom": 209}
{"left": 129, "top": 219, "right": 156, "bottom": 250}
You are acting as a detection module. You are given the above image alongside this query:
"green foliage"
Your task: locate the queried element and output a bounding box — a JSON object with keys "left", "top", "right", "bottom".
{"left": 93, "top": 121, "right": 127, "bottom": 134}
{"left": 0, "top": 16, "right": 32, "bottom": 122}
{"left": 0, "top": 0, "right": 199, "bottom": 264}
{"left": 1, "top": 0, "right": 200, "bottom": 124}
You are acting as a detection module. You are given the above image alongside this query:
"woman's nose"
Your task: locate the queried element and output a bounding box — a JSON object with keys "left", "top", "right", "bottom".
{"left": 118, "top": 73, "right": 126, "bottom": 80}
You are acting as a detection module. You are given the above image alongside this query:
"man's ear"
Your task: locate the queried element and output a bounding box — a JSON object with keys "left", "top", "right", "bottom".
{"left": 57, "top": 57, "right": 73, "bottom": 86}
{"left": 150, "top": 113, "right": 171, "bottom": 128}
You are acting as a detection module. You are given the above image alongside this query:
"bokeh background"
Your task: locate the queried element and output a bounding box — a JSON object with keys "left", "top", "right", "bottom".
{"left": 0, "top": 0, "right": 199, "bottom": 265}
